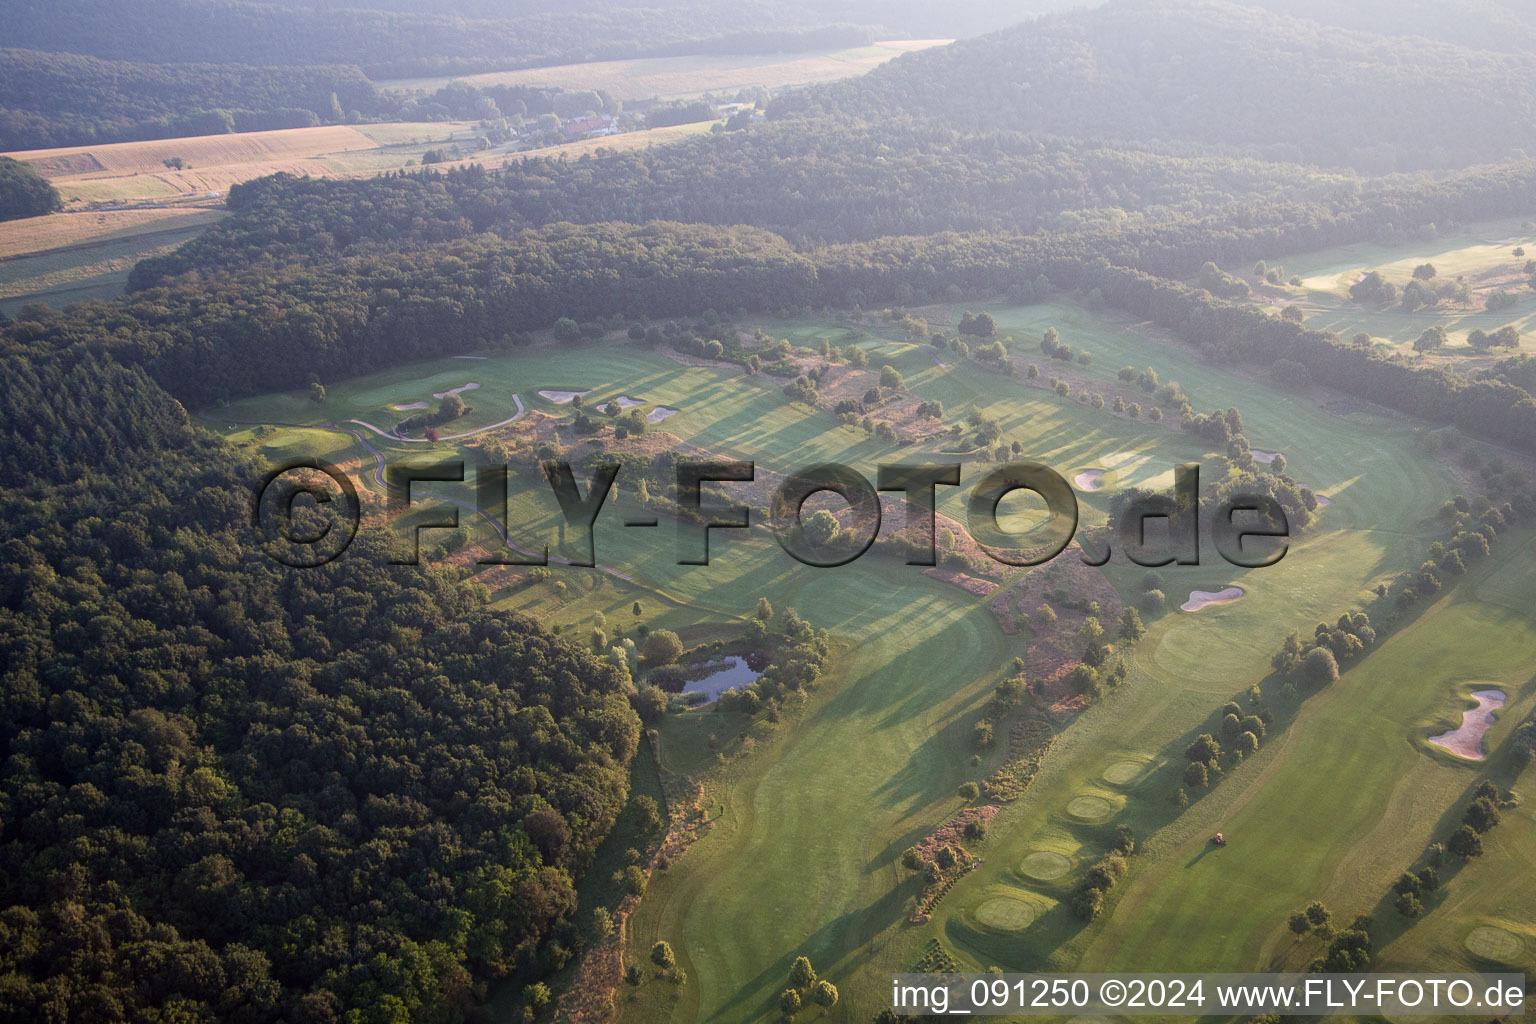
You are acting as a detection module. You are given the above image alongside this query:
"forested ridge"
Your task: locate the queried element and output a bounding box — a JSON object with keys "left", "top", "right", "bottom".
{"left": 1241, "top": 0, "right": 1536, "bottom": 55}
{"left": 0, "top": 344, "right": 642, "bottom": 1020}
{"left": 0, "top": 0, "right": 1064, "bottom": 78}
{"left": 776, "top": 0, "right": 1536, "bottom": 172}
{"left": 0, "top": 49, "right": 390, "bottom": 151}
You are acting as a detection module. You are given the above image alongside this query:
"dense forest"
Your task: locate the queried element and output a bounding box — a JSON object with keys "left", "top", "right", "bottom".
{"left": 0, "top": 49, "right": 581, "bottom": 151}
{"left": 0, "top": 345, "right": 641, "bottom": 1018}
{"left": 0, "top": 156, "right": 61, "bottom": 220}
{"left": 0, "top": 50, "right": 389, "bottom": 150}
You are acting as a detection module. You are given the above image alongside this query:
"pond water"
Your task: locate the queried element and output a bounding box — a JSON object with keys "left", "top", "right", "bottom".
{"left": 679, "top": 656, "right": 762, "bottom": 705}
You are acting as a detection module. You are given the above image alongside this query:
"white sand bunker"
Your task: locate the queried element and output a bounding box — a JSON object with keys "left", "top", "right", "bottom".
{"left": 1074, "top": 469, "right": 1104, "bottom": 491}
{"left": 391, "top": 401, "right": 429, "bottom": 411}
{"left": 1314, "top": 494, "right": 1334, "bottom": 507}
{"left": 537, "top": 389, "right": 591, "bottom": 404}
{"left": 614, "top": 395, "right": 645, "bottom": 408}
{"left": 647, "top": 406, "right": 680, "bottom": 423}
{"left": 1428, "top": 689, "right": 1506, "bottom": 760}
{"left": 1250, "top": 449, "right": 1280, "bottom": 464}
{"left": 432, "top": 382, "right": 480, "bottom": 399}
{"left": 1181, "top": 586, "right": 1244, "bottom": 612}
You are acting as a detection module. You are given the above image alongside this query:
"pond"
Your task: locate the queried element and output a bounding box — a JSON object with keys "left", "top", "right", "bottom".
{"left": 678, "top": 656, "right": 762, "bottom": 706}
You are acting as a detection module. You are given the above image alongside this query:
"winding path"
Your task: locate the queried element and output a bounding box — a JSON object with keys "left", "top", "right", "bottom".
{"left": 342, "top": 394, "right": 526, "bottom": 442}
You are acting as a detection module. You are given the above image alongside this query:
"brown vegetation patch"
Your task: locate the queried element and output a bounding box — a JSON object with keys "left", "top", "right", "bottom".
{"left": 909, "top": 805, "right": 1000, "bottom": 921}
{"left": 922, "top": 568, "right": 995, "bottom": 596}
{"left": 984, "top": 718, "right": 1056, "bottom": 801}
{"left": 988, "top": 550, "right": 1122, "bottom": 701}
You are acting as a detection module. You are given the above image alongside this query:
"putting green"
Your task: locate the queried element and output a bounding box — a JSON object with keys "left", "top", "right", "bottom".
{"left": 1101, "top": 760, "right": 1145, "bottom": 785}
{"left": 1065, "top": 796, "right": 1115, "bottom": 822}
{"left": 973, "top": 895, "right": 1038, "bottom": 932}
{"left": 1019, "top": 850, "right": 1073, "bottom": 881}
{"left": 1464, "top": 926, "right": 1525, "bottom": 963}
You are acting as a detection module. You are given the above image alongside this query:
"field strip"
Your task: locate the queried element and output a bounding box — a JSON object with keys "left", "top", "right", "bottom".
{"left": 7, "top": 125, "right": 377, "bottom": 178}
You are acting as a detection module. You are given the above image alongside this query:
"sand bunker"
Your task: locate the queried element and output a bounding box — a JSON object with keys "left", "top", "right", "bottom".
{"left": 1074, "top": 469, "right": 1105, "bottom": 491}
{"left": 1181, "top": 586, "right": 1244, "bottom": 612}
{"left": 1464, "top": 925, "right": 1525, "bottom": 963}
{"left": 1250, "top": 449, "right": 1279, "bottom": 464}
{"left": 1102, "top": 760, "right": 1145, "bottom": 785}
{"left": 1064, "top": 796, "right": 1114, "bottom": 822}
{"left": 613, "top": 395, "right": 645, "bottom": 408}
{"left": 537, "top": 389, "right": 591, "bottom": 404}
{"left": 647, "top": 406, "right": 680, "bottom": 423}
{"left": 973, "top": 894, "right": 1037, "bottom": 931}
{"left": 1427, "top": 689, "right": 1506, "bottom": 760}
{"left": 1315, "top": 494, "right": 1334, "bottom": 507}
{"left": 391, "top": 401, "right": 429, "bottom": 411}
{"left": 432, "top": 382, "right": 480, "bottom": 399}
{"left": 1019, "top": 851, "right": 1072, "bottom": 881}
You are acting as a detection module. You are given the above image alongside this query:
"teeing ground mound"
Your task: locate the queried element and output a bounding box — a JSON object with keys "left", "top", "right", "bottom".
{"left": 1064, "top": 795, "right": 1115, "bottom": 822}
{"left": 1018, "top": 851, "right": 1072, "bottom": 881}
{"left": 1102, "top": 760, "right": 1147, "bottom": 785}
{"left": 1464, "top": 926, "right": 1525, "bottom": 963}
{"left": 972, "top": 893, "right": 1038, "bottom": 932}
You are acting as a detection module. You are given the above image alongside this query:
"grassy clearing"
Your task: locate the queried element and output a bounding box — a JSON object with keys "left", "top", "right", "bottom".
{"left": 375, "top": 40, "right": 951, "bottom": 100}
{"left": 223, "top": 298, "right": 1530, "bottom": 1021}
{"left": 501, "top": 121, "right": 716, "bottom": 163}
{"left": 1263, "top": 214, "right": 1536, "bottom": 361}
{"left": 1089, "top": 536, "right": 1536, "bottom": 974}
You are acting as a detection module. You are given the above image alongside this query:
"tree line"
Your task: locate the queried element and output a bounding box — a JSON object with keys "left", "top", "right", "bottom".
{"left": 0, "top": 47, "right": 581, "bottom": 150}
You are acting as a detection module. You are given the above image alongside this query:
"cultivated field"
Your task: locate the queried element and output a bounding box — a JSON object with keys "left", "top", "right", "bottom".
{"left": 4, "top": 122, "right": 479, "bottom": 206}
{"left": 377, "top": 40, "right": 952, "bottom": 100}
{"left": 222, "top": 296, "right": 1534, "bottom": 1022}
{"left": 0, "top": 208, "right": 225, "bottom": 315}
{"left": 0, "top": 207, "right": 222, "bottom": 260}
